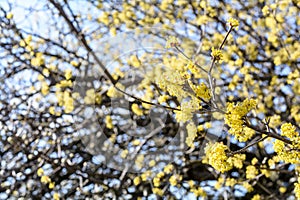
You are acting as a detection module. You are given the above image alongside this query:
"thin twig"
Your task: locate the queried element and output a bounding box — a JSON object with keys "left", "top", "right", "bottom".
{"left": 114, "top": 86, "right": 181, "bottom": 111}
{"left": 228, "top": 136, "right": 268, "bottom": 156}
{"left": 174, "top": 46, "right": 208, "bottom": 73}
{"left": 245, "top": 121, "right": 293, "bottom": 145}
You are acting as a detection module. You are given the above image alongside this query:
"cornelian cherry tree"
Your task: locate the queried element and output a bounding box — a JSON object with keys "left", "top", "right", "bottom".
{"left": 1, "top": 0, "right": 300, "bottom": 199}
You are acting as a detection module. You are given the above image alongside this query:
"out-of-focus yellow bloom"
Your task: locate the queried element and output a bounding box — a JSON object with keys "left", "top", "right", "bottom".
{"left": 120, "top": 149, "right": 128, "bottom": 158}
{"left": 49, "top": 182, "right": 55, "bottom": 189}
{"left": 251, "top": 194, "right": 261, "bottom": 200}
{"left": 152, "top": 187, "right": 164, "bottom": 196}
{"left": 6, "top": 12, "right": 13, "bottom": 19}
{"left": 64, "top": 69, "right": 72, "bottom": 80}
{"left": 105, "top": 115, "right": 113, "bottom": 129}
{"left": 165, "top": 36, "right": 179, "bottom": 48}
{"left": 53, "top": 193, "right": 60, "bottom": 200}
{"left": 163, "top": 164, "right": 174, "bottom": 173}
{"left": 132, "top": 139, "right": 141, "bottom": 146}
{"left": 70, "top": 60, "right": 79, "bottom": 67}
{"left": 37, "top": 168, "right": 44, "bottom": 176}
{"left": 131, "top": 103, "right": 143, "bottom": 116}
{"left": 246, "top": 165, "right": 258, "bottom": 179}
{"left": 133, "top": 176, "right": 141, "bottom": 185}
{"left": 41, "top": 175, "right": 51, "bottom": 184}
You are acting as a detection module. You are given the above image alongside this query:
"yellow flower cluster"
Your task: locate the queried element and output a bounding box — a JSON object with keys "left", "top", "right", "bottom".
{"left": 41, "top": 81, "right": 49, "bottom": 96}
{"left": 224, "top": 99, "right": 257, "bottom": 142}
{"left": 227, "top": 17, "right": 239, "bottom": 28}
{"left": 131, "top": 103, "right": 143, "bottom": 116}
{"left": 165, "top": 36, "right": 179, "bottom": 48}
{"left": 189, "top": 81, "right": 211, "bottom": 100}
{"left": 107, "top": 83, "right": 125, "bottom": 98}
{"left": 214, "top": 177, "right": 224, "bottom": 190}
{"left": 133, "top": 176, "right": 141, "bottom": 185}
{"left": 211, "top": 47, "right": 223, "bottom": 61}
{"left": 6, "top": 12, "right": 13, "bottom": 19}
{"left": 241, "top": 182, "right": 253, "bottom": 192}
{"left": 56, "top": 80, "right": 72, "bottom": 88}
{"left": 20, "top": 35, "right": 33, "bottom": 52}
{"left": 135, "top": 154, "right": 144, "bottom": 170}
{"left": 227, "top": 153, "right": 246, "bottom": 169}
{"left": 246, "top": 165, "right": 258, "bottom": 179}
{"left": 169, "top": 174, "right": 182, "bottom": 186}
{"left": 158, "top": 95, "right": 169, "bottom": 103}
{"left": 105, "top": 115, "right": 113, "bottom": 129}
{"left": 273, "top": 123, "right": 300, "bottom": 164}
{"left": 120, "top": 149, "right": 128, "bottom": 158}
{"left": 185, "top": 61, "right": 201, "bottom": 78}
{"left": 163, "top": 164, "right": 174, "bottom": 173}
{"left": 64, "top": 69, "right": 72, "bottom": 80}
{"left": 188, "top": 180, "right": 207, "bottom": 197}
{"left": 225, "top": 178, "right": 237, "bottom": 187}
{"left": 152, "top": 187, "right": 164, "bottom": 196}
{"left": 186, "top": 122, "right": 197, "bottom": 148}
{"left": 203, "top": 142, "right": 231, "bottom": 173}
{"left": 141, "top": 170, "right": 152, "bottom": 182}
{"left": 190, "top": 187, "right": 206, "bottom": 197}
{"left": 84, "top": 89, "right": 102, "bottom": 105}
{"left": 37, "top": 167, "right": 55, "bottom": 189}
{"left": 153, "top": 171, "right": 165, "bottom": 187}
{"left": 251, "top": 194, "right": 261, "bottom": 200}
{"left": 281, "top": 123, "right": 298, "bottom": 140}
{"left": 53, "top": 193, "right": 60, "bottom": 200}
{"left": 64, "top": 91, "right": 74, "bottom": 113}
{"left": 203, "top": 142, "right": 246, "bottom": 172}
{"left": 128, "top": 55, "right": 141, "bottom": 68}
{"left": 174, "top": 98, "right": 201, "bottom": 123}
{"left": 31, "top": 52, "right": 45, "bottom": 67}
{"left": 295, "top": 180, "right": 300, "bottom": 200}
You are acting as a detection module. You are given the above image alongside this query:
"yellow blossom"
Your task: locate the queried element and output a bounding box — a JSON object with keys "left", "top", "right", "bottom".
{"left": 224, "top": 99, "right": 257, "bottom": 142}
{"left": 107, "top": 83, "right": 124, "bottom": 98}
{"left": 120, "top": 149, "right": 128, "bottom": 158}
{"left": 133, "top": 176, "right": 141, "bottom": 185}
{"left": 186, "top": 121, "right": 197, "bottom": 147}
{"left": 163, "top": 164, "right": 174, "bottom": 173}
{"left": 204, "top": 142, "right": 233, "bottom": 172}
{"left": 64, "top": 69, "right": 72, "bottom": 80}
{"left": 149, "top": 160, "right": 156, "bottom": 167}
{"left": 296, "top": 182, "right": 300, "bottom": 200}
{"left": 227, "top": 17, "right": 239, "bottom": 28}
{"left": 246, "top": 165, "right": 258, "bottom": 179}
{"left": 279, "top": 186, "right": 286, "bottom": 193}
{"left": 105, "top": 115, "right": 113, "bottom": 129}
{"left": 165, "top": 36, "right": 179, "bottom": 48}
{"left": 49, "top": 182, "right": 55, "bottom": 189}
{"left": 53, "top": 192, "right": 60, "bottom": 200}
{"left": 242, "top": 182, "right": 253, "bottom": 192}
{"left": 152, "top": 187, "right": 164, "bottom": 196}
{"left": 191, "top": 187, "right": 206, "bottom": 197}
{"left": 41, "top": 175, "right": 51, "bottom": 184}
{"left": 262, "top": 6, "right": 270, "bottom": 16}
{"left": 132, "top": 139, "right": 141, "bottom": 146}
{"left": 37, "top": 168, "right": 44, "bottom": 176}
{"left": 251, "top": 194, "right": 261, "bottom": 200}
{"left": 6, "top": 12, "right": 13, "bottom": 19}
{"left": 153, "top": 177, "right": 161, "bottom": 187}
{"left": 211, "top": 47, "right": 223, "bottom": 61}
{"left": 169, "top": 174, "right": 182, "bottom": 186}
{"left": 41, "top": 82, "right": 49, "bottom": 96}
{"left": 70, "top": 60, "right": 79, "bottom": 67}
{"left": 131, "top": 103, "right": 143, "bottom": 116}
